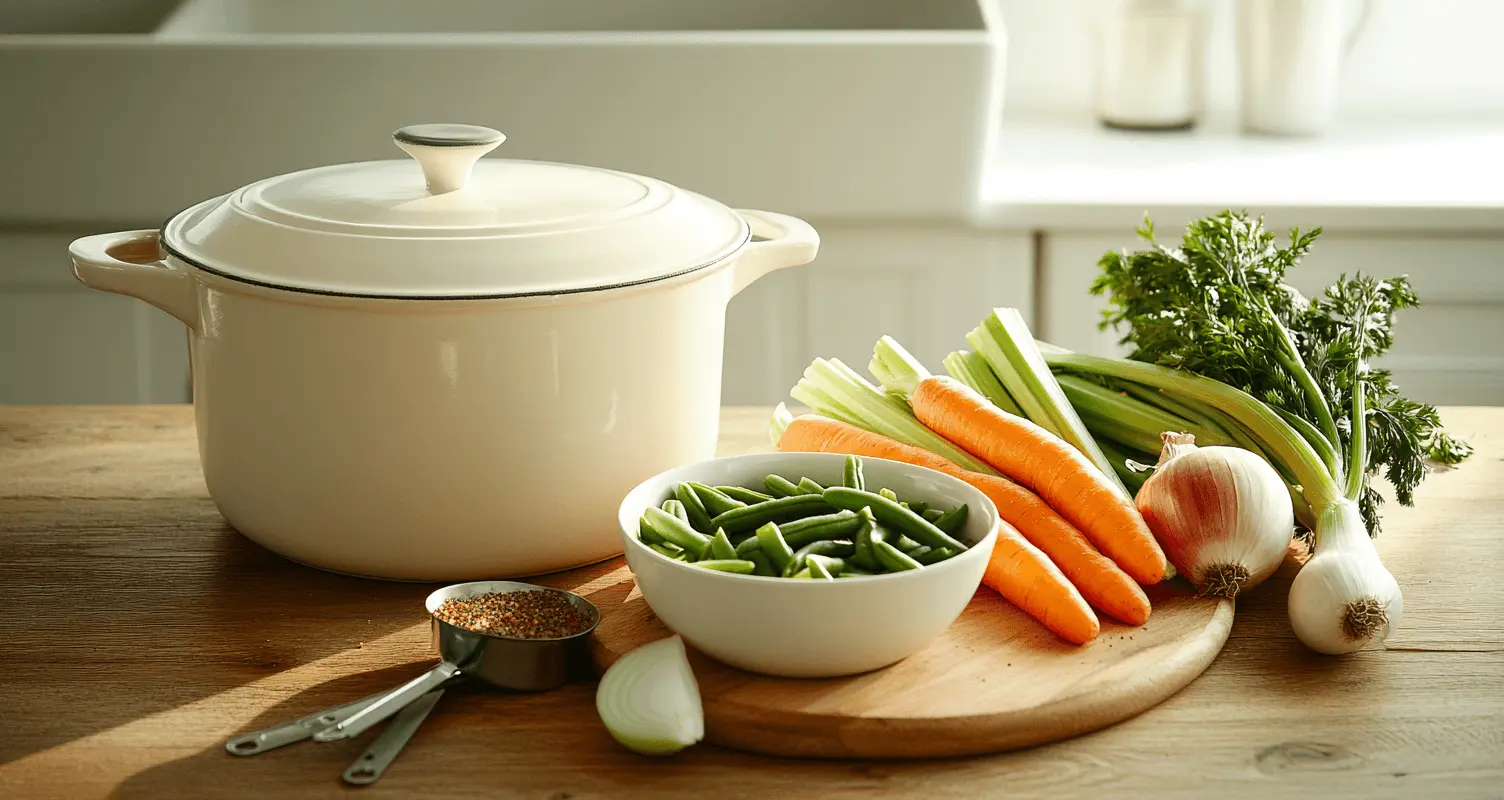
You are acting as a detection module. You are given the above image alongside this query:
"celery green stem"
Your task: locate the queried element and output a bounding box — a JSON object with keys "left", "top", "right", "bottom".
{"left": 1042, "top": 349, "right": 1341, "bottom": 509}
{"left": 943, "top": 351, "right": 1023, "bottom": 416}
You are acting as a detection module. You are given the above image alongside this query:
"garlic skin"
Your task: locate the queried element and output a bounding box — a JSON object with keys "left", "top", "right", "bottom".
{"left": 1288, "top": 500, "right": 1404, "bottom": 654}
{"left": 1136, "top": 433, "right": 1293, "bottom": 598}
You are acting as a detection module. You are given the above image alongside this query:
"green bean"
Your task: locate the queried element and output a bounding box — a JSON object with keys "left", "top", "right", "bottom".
{"left": 694, "top": 559, "right": 757, "bottom": 574}
{"left": 789, "top": 568, "right": 813, "bottom": 579}
{"left": 763, "top": 475, "right": 800, "bottom": 498}
{"left": 932, "top": 504, "right": 968, "bottom": 536}
{"left": 783, "top": 540, "right": 856, "bottom": 577}
{"left": 878, "top": 488, "right": 900, "bottom": 503}
{"left": 806, "top": 554, "right": 846, "bottom": 577}
{"left": 823, "top": 487, "right": 968, "bottom": 552}
{"left": 755, "top": 522, "right": 795, "bottom": 572}
{"left": 638, "top": 516, "right": 665, "bottom": 545}
{"left": 850, "top": 508, "right": 881, "bottom": 571}
{"left": 709, "top": 494, "right": 834, "bottom": 534}
{"left": 649, "top": 542, "right": 687, "bottom": 560}
{"left": 842, "top": 456, "right": 865, "bottom": 491}
{"left": 782, "top": 510, "right": 862, "bottom": 549}
{"left": 717, "top": 485, "right": 773, "bottom": 504}
{"left": 873, "top": 539, "right": 923, "bottom": 571}
{"left": 746, "top": 550, "right": 776, "bottom": 576}
{"left": 837, "top": 564, "right": 874, "bottom": 577}
{"left": 916, "top": 546, "right": 958, "bottom": 565}
{"left": 807, "top": 558, "right": 837, "bottom": 580}
{"left": 734, "top": 512, "right": 854, "bottom": 554}
{"left": 921, "top": 508, "right": 945, "bottom": 523}
{"left": 734, "top": 534, "right": 762, "bottom": 558}
{"left": 795, "top": 477, "right": 825, "bottom": 495}
{"left": 894, "top": 534, "right": 923, "bottom": 553}
{"left": 905, "top": 545, "right": 933, "bottom": 562}
{"left": 674, "top": 483, "right": 715, "bottom": 532}
{"left": 688, "top": 481, "right": 746, "bottom": 517}
{"left": 662, "top": 499, "right": 689, "bottom": 524}
{"left": 642, "top": 507, "right": 711, "bottom": 559}
{"left": 908, "top": 501, "right": 930, "bottom": 515}
{"left": 708, "top": 529, "right": 737, "bottom": 561}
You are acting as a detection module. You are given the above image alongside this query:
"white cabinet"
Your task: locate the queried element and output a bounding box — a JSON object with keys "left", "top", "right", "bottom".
{"left": 1040, "top": 231, "right": 1504, "bottom": 406}
{"left": 723, "top": 225, "right": 1035, "bottom": 405}
{"left": 0, "top": 233, "right": 189, "bottom": 405}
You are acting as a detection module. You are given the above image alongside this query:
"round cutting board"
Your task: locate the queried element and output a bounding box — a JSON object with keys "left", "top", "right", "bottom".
{"left": 584, "top": 564, "right": 1233, "bottom": 759}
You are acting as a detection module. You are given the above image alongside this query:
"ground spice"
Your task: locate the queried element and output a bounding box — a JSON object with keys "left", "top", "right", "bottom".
{"left": 433, "top": 590, "right": 591, "bottom": 639}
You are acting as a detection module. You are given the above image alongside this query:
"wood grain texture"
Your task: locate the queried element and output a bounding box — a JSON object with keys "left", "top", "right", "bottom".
{"left": 593, "top": 579, "right": 1232, "bottom": 758}
{"left": 1, "top": 405, "right": 1501, "bottom": 800}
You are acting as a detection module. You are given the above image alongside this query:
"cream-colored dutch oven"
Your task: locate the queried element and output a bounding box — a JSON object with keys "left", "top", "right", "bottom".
{"left": 69, "top": 124, "right": 818, "bottom": 581}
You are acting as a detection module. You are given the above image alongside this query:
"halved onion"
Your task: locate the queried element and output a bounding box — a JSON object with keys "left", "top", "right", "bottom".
{"left": 595, "top": 634, "right": 704, "bottom": 755}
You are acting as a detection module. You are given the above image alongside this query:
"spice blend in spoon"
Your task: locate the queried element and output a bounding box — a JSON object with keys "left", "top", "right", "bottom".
{"left": 434, "top": 590, "right": 591, "bottom": 639}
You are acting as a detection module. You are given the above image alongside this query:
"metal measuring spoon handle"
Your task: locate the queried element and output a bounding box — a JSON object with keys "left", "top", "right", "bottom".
{"left": 314, "top": 661, "right": 461, "bottom": 742}
{"left": 342, "top": 688, "right": 446, "bottom": 786}
{"left": 225, "top": 689, "right": 391, "bottom": 756}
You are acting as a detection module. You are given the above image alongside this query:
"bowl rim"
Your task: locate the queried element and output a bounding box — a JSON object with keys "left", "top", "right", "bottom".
{"left": 617, "top": 451, "right": 1000, "bottom": 586}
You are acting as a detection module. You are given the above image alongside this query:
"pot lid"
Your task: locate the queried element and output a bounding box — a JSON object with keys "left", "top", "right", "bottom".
{"left": 161, "top": 124, "right": 751, "bottom": 298}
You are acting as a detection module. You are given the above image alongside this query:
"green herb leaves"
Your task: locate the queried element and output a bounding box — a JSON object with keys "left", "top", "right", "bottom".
{"left": 1090, "top": 210, "right": 1470, "bottom": 536}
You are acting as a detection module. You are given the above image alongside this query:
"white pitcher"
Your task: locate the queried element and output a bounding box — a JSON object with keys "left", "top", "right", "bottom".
{"left": 1237, "top": 0, "right": 1372, "bottom": 136}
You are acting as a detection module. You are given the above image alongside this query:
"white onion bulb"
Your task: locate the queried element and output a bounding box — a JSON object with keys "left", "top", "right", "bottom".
{"left": 595, "top": 634, "right": 704, "bottom": 756}
{"left": 1288, "top": 499, "right": 1404, "bottom": 654}
{"left": 1135, "top": 433, "right": 1293, "bottom": 597}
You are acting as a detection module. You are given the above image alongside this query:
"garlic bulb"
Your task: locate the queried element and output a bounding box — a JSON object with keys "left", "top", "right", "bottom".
{"left": 1288, "top": 500, "right": 1404, "bottom": 654}
{"left": 1135, "top": 433, "right": 1293, "bottom": 598}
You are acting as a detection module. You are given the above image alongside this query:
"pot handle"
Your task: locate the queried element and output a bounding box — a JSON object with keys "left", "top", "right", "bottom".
{"left": 69, "top": 230, "right": 200, "bottom": 331}
{"left": 730, "top": 210, "right": 820, "bottom": 297}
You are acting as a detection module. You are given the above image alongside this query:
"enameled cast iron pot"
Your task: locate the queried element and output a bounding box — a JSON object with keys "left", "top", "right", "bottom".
{"left": 69, "top": 124, "right": 819, "bottom": 581}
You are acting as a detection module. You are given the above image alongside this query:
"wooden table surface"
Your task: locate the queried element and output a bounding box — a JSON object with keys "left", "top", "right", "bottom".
{"left": 1, "top": 406, "right": 1501, "bottom": 800}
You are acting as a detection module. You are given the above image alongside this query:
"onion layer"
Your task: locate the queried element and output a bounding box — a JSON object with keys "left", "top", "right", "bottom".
{"left": 596, "top": 634, "right": 704, "bottom": 756}
{"left": 1136, "top": 433, "right": 1293, "bottom": 598}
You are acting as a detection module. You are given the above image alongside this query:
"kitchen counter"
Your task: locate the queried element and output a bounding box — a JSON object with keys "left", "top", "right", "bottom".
{"left": 1, "top": 405, "right": 1500, "bottom": 799}
{"left": 979, "top": 115, "right": 1504, "bottom": 233}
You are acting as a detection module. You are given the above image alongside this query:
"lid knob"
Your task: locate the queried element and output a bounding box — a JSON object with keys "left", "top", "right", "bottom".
{"left": 392, "top": 124, "right": 505, "bottom": 195}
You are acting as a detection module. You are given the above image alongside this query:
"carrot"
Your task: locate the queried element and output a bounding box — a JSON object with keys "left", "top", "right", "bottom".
{"left": 985, "top": 523, "right": 1100, "bottom": 644}
{"left": 912, "top": 376, "right": 1170, "bottom": 585}
{"left": 780, "top": 414, "right": 1149, "bottom": 627}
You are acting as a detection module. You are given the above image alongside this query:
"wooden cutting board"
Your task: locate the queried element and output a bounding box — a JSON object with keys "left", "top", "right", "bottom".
{"left": 589, "top": 570, "right": 1233, "bottom": 759}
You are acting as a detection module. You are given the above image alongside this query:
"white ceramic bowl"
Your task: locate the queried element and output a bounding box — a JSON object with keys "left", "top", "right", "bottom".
{"left": 617, "top": 452, "right": 999, "bottom": 678}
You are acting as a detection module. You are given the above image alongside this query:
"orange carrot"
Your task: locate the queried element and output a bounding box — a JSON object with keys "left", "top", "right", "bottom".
{"left": 780, "top": 414, "right": 1148, "bottom": 626}
{"left": 910, "top": 376, "right": 1170, "bottom": 585}
{"left": 984, "top": 524, "right": 1101, "bottom": 644}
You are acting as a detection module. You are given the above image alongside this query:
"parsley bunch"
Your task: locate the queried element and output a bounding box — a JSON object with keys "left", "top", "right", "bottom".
{"left": 1092, "top": 211, "right": 1471, "bottom": 535}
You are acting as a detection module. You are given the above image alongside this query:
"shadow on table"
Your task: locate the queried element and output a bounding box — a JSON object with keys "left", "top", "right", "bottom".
{"left": 0, "top": 501, "right": 624, "bottom": 767}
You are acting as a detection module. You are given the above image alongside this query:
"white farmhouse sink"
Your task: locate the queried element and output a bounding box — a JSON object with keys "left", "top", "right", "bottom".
{"left": 0, "top": 0, "right": 1002, "bottom": 225}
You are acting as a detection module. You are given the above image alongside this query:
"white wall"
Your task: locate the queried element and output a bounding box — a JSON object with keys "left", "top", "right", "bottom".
{"left": 997, "top": 0, "right": 1504, "bottom": 119}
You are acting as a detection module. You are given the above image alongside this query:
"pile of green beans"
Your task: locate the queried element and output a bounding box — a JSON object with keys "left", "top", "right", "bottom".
{"left": 636, "top": 456, "right": 970, "bottom": 579}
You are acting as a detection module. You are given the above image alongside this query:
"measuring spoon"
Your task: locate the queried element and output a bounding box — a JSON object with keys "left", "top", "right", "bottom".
{"left": 343, "top": 688, "right": 445, "bottom": 786}
{"left": 226, "top": 689, "right": 390, "bottom": 756}
{"left": 314, "top": 580, "right": 600, "bottom": 742}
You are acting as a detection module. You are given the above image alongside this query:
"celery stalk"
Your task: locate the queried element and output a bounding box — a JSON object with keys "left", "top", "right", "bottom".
{"left": 942, "top": 350, "right": 1023, "bottom": 416}
{"left": 1113, "top": 381, "right": 1234, "bottom": 442}
{"left": 769, "top": 403, "right": 795, "bottom": 447}
{"left": 1042, "top": 349, "right": 1340, "bottom": 509}
{"left": 969, "top": 309, "right": 1131, "bottom": 498}
{"left": 868, "top": 335, "right": 928, "bottom": 398}
{"left": 789, "top": 380, "right": 865, "bottom": 428}
{"left": 1096, "top": 437, "right": 1153, "bottom": 496}
{"left": 791, "top": 358, "right": 997, "bottom": 475}
{"left": 1055, "top": 374, "right": 1236, "bottom": 452}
